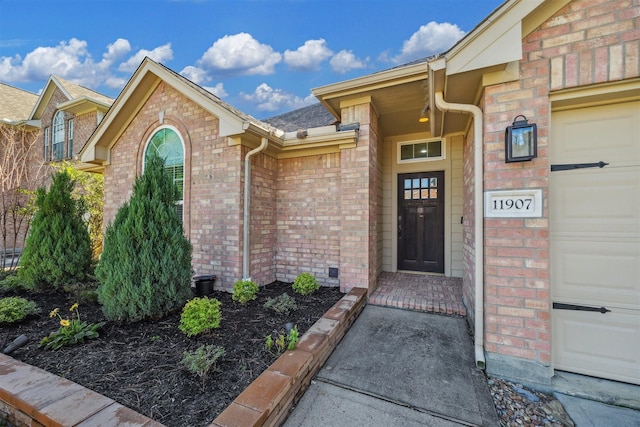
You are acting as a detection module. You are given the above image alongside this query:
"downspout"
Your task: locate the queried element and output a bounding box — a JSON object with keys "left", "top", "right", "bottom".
{"left": 434, "top": 91, "right": 486, "bottom": 369}
{"left": 242, "top": 137, "right": 269, "bottom": 280}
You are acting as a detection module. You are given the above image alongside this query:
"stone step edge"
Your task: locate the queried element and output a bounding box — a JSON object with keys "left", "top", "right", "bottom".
{"left": 0, "top": 286, "right": 367, "bottom": 427}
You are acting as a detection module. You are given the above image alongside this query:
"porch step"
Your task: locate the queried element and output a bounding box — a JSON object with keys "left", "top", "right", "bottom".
{"left": 369, "top": 272, "right": 466, "bottom": 317}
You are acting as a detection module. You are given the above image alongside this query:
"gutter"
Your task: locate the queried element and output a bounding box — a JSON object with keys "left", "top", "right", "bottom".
{"left": 242, "top": 136, "right": 269, "bottom": 280}
{"left": 434, "top": 91, "right": 486, "bottom": 370}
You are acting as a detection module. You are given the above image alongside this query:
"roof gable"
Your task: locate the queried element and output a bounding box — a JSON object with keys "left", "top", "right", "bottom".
{"left": 29, "top": 75, "right": 113, "bottom": 120}
{"left": 79, "top": 57, "right": 281, "bottom": 167}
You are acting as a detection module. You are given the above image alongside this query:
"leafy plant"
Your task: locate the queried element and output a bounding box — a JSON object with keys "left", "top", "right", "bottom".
{"left": 287, "top": 325, "right": 300, "bottom": 350}
{"left": 264, "top": 292, "right": 298, "bottom": 315}
{"left": 40, "top": 303, "right": 105, "bottom": 350}
{"left": 18, "top": 170, "right": 93, "bottom": 291}
{"left": 182, "top": 344, "right": 225, "bottom": 390}
{"left": 232, "top": 279, "right": 259, "bottom": 304}
{"left": 96, "top": 153, "right": 192, "bottom": 323}
{"left": 0, "top": 297, "right": 40, "bottom": 324}
{"left": 265, "top": 325, "right": 300, "bottom": 354}
{"left": 179, "top": 297, "right": 222, "bottom": 337}
{"left": 292, "top": 272, "right": 319, "bottom": 296}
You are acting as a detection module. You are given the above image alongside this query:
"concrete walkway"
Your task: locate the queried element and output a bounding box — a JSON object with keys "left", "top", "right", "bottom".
{"left": 284, "top": 305, "right": 500, "bottom": 426}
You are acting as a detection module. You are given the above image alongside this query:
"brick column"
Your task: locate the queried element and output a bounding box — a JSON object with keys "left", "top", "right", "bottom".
{"left": 338, "top": 102, "right": 379, "bottom": 293}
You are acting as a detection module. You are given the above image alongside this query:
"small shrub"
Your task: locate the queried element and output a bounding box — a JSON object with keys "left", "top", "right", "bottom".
{"left": 292, "top": 272, "right": 319, "bottom": 296}
{"left": 179, "top": 297, "right": 222, "bottom": 337}
{"left": 40, "top": 304, "right": 105, "bottom": 350}
{"left": 264, "top": 293, "right": 298, "bottom": 315}
{"left": 287, "top": 325, "right": 300, "bottom": 350}
{"left": 232, "top": 279, "right": 259, "bottom": 304}
{"left": 182, "top": 344, "right": 225, "bottom": 390}
{"left": 0, "top": 297, "right": 40, "bottom": 324}
{"left": 0, "top": 274, "right": 26, "bottom": 292}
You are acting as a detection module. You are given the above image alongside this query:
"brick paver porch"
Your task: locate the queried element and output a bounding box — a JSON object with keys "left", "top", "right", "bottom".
{"left": 369, "top": 272, "right": 466, "bottom": 316}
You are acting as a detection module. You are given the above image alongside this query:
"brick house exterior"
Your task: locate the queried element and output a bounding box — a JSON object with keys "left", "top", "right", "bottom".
{"left": 0, "top": 77, "right": 112, "bottom": 260}
{"left": 79, "top": 0, "right": 638, "bottom": 390}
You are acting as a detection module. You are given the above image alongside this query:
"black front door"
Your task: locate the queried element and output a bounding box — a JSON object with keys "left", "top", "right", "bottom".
{"left": 397, "top": 171, "right": 444, "bottom": 273}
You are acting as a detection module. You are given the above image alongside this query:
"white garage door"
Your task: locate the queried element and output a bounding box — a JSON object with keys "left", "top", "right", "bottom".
{"left": 550, "top": 101, "right": 640, "bottom": 385}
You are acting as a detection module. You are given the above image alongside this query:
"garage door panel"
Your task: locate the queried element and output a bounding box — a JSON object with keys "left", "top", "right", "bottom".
{"left": 551, "top": 102, "right": 640, "bottom": 164}
{"left": 550, "top": 168, "right": 640, "bottom": 233}
{"left": 551, "top": 100, "right": 640, "bottom": 385}
{"left": 552, "top": 239, "right": 640, "bottom": 309}
{"left": 553, "top": 309, "right": 640, "bottom": 385}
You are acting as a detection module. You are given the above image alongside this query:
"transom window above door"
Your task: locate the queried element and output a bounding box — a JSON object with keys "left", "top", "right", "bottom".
{"left": 398, "top": 139, "right": 444, "bottom": 163}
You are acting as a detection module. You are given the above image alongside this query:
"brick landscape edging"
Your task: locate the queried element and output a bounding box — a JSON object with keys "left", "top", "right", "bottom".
{"left": 0, "top": 287, "right": 367, "bottom": 427}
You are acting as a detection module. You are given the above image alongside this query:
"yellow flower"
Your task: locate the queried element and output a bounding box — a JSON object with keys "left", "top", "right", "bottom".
{"left": 49, "top": 308, "right": 59, "bottom": 318}
{"left": 60, "top": 319, "right": 71, "bottom": 327}
{"left": 70, "top": 303, "right": 79, "bottom": 311}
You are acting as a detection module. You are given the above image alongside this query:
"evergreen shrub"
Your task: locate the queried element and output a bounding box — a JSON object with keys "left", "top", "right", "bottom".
{"left": 179, "top": 297, "right": 222, "bottom": 337}
{"left": 292, "top": 272, "right": 319, "bottom": 295}
{"left": 18, "top": 171, "right": 92, "bottom": 290}
{"left": 96, "top": 153, "right": 192, "bottom": 322}
{"left": 0, "top": 297, "right": 40, "bottom": 324}
{"left": 232, "top": 279, "right": 259, "bottom": 304}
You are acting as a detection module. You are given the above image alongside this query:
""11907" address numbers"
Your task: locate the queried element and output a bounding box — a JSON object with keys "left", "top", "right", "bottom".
{"left": 484, "top": 189, "right": 543, "bottom": 218}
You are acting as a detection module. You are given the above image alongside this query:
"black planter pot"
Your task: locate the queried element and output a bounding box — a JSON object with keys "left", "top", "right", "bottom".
{"left": 193, "top": 275, "right": 216, "bottom": 297}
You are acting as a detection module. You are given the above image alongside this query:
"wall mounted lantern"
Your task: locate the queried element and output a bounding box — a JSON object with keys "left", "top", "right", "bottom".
{"left": 505, "top": 115, "right": 537, "bottom": 163}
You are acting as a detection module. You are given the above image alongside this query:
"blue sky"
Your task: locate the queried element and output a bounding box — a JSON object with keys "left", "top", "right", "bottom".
{"left": 0, "top": 0, "right": 504, "bottom": 119}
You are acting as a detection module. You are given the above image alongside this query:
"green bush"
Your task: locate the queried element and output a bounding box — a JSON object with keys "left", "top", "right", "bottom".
{"left": 0, "top": 274, "right": 25, "bottom": 292}
{"left": 18, "top": 171, "right": 93, "bottom": 291}
{"left": 179, "top": 297, "right": 222, "bottom": 337}
{"left": 232, "top": 279, "right": 259, "bottom": 304}
{"left": 292, "top": 272, "right": 319, "bottom": 296}
{"left": 182, "top": 344, "right": 225, "bottom": 390}
{"left": 96, "top": 153, "right": 192, "bottom": 323}
{"left": 264, "top": 293, "right": 298, "bottom": 315}
{"left": 0, "top": 297, "right": 40, "bottom": 324}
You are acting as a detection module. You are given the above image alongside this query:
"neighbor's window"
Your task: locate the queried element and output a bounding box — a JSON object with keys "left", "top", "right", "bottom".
{"left": 52, "top": 111, "right": 65, "bottom": 161}
{"left": 67, "top": 119, "right": 74, "bottom": 158}
{"left": 144, "top": 127, "right": 185, "bottom": 222}
{"left": 44, "top": 127, "right": 50, "bottom": 160}
{"left": 398, "top": 139, "right": 444, "bottom": 163}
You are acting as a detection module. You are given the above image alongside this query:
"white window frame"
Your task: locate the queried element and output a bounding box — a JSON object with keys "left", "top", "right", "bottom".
{"left": 67, "top": 119, "right": 74, "bottom": 158}
{"left": 143, "top": 125, "right": 185, "bottom": 222}
{"left": 44, "top": 127, "right": 50, "bottom": 160}
{"left": 52, "top": 111, "right": 65, "bottom": 161}
{"left": 397, "top": 138, "right": 446, "bottom": 164}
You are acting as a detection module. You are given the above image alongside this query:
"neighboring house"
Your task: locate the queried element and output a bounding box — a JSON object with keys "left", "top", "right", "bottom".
{"left": 0, "top": 76, "right": 113, "bottom": 259}
{"left": 78, "top": 0, "right": 638, "bottom": 392}
{"left": 0, "top": 83, "right": 39, "bottom": 258}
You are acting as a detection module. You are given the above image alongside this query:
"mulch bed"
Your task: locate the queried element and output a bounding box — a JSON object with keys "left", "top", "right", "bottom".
{"left": 0, "top": 281, "right": 343, "bottom": 427}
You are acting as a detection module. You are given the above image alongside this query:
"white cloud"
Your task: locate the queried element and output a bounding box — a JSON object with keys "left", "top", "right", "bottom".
{"left": 329, "top": 50, "right": 368, "bottom": 74}
{"left": 118, "top": 43, "right": 173, "bottom": 73}
{"left": 241, "top": 83, "right": 315, "bottom": 113}
{"left": 196, "top": 33, "right": 282, "bottom": 76}
{"left": 203, "top": 83, "right": 227, "bottom": 98}
{"left": 392, "top": 21, "right": 465, "bottom": 64}
{"left": 0, "top": 38, "right": 171, "bottom": 93}
{"left": 284, "top": 39, "right": 332, "bottom": 71}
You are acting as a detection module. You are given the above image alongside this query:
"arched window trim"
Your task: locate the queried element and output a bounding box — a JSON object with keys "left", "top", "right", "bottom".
{"left": 142, "top": 125, "right": 186, "bottom": 222}
{"left": 52, "top": 111, "right": 65, "bottom": 161}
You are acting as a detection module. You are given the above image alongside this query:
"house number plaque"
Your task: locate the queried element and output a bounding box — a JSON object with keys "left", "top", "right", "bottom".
{"left": 484, "top": 189, "right": 542, "bottom": 218}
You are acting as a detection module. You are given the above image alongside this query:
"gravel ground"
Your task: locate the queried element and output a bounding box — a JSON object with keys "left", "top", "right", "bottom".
{"left": 488, "top": 377, "right": 575, "bottom": 427}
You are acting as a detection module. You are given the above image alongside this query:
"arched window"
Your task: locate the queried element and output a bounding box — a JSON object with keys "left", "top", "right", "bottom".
{"left": 52, "top": 111, "right": 65, "bottom": 160}
{"left": 144, "top": 127, "right": 185, "bottom": 221}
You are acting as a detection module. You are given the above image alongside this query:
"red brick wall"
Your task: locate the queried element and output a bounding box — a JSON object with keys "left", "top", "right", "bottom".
{"left": 275, "top": 154, "right": 341, "bottom": 286}
{"left": 481, "top": 0, "right": 639, "bottom": 368}
{"left": 105, "top": 81, "right": 244, "bottom": 288}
